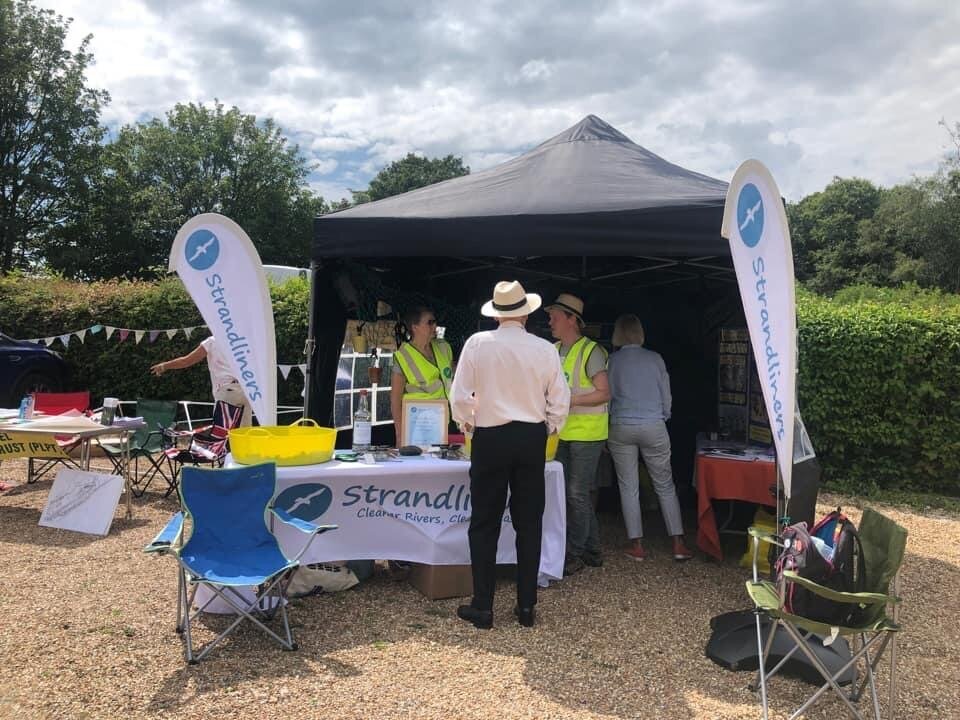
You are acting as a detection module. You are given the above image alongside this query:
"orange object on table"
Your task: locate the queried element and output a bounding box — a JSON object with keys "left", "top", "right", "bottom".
{"left": 695, "top": 453, "right": 776, "bottom": 560}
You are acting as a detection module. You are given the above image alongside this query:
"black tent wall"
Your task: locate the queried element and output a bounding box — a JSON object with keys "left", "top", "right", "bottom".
{"left": 305, "top": 256, "right": 746, "bottom": 483}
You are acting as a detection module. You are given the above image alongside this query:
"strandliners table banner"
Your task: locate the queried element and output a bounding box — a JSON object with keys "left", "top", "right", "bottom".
{"left": 227, "top": 454, "right": 566, "bottom": 584}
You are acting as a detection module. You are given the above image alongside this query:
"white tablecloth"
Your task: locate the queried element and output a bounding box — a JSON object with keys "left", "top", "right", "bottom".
{"left": 231, "top": 454, "right": 566, "bottom": 583}
{"left": 196, "top": 456, "right": 565, "bottom": 612}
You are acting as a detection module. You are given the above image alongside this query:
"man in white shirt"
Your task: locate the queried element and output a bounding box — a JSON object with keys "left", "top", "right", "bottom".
{"left": 450, "top": 280, "right": 570, "bottom": 629}
{"left": 150, "top": 336, "right": 252, "bottom": 426}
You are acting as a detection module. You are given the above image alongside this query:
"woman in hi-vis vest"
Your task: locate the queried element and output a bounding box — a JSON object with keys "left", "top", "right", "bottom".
{"left": 390, "top": 305, "right": 456, "bottom": 446}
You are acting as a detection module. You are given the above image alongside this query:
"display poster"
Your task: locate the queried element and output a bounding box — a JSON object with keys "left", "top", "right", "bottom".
{"left": 718, "top": 327, "right": 749, "bottom": 442}
{"left": 748, "top": 360, "right": 773, "bottom": 446}
{"left": 402, "top": 399, "right": 449, "bottom": 447}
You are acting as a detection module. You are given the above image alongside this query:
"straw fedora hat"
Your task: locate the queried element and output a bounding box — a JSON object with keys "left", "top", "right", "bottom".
{"left": 481, "top": 280, "right": 542, "bottom": 318}
{"left": 544, "top": 293, "right": 585, "bottom": 322}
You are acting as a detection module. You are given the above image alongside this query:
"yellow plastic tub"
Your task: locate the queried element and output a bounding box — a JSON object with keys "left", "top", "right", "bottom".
{"left": 230, "top": 419, "right": 337, "bottom": 466}
{"left": 464, "top": 433, "right": 558, "bottom": 461}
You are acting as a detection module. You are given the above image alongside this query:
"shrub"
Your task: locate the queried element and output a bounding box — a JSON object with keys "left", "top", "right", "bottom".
{"left": 798, "top": 292, "right": 960, "bottom": 495}
{"left": 0, "top": 273, "right": 309, "bottom": 407}
{"left": 3, "top": 274, "right": 959, "bottom": 495}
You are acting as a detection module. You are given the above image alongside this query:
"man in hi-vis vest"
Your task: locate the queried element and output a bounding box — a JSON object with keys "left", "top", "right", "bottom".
{"left": 390, "top": 305, "right": 455, "bottom": 445}
{"left": 546, "top": 293, "right": 610, "bottom": 576}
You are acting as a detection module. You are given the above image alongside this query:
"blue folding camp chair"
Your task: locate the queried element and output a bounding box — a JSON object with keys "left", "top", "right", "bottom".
{"left": 144, "top": 462, "right": 336, "bottom": 663}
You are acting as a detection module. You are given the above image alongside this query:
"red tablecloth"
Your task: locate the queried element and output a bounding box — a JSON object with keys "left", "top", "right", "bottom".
{"left": 695, "top": 453, "right": 776, "bottom": 560}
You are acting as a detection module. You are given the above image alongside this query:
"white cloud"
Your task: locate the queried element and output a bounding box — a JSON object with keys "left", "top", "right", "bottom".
{"left": 35, "top": 0, "right": 960, "bottom": 201}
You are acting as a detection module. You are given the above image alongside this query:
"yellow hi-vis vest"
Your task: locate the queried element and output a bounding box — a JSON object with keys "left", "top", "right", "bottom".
{"left": 557, "top": 336, "right": 608, "bottom": 441}
{"left": 394, "top": 339, "right": 454, "bottom": 400}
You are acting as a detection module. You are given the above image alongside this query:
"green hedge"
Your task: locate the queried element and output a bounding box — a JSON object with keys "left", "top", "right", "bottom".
{"left": 798, "top": 291, "right": 960, "bottom": 495}
{"left": 3, "top": 274, "right": 959, "bottom": 495}
{"left": 0, "top": 273, "right": 310, "bottom": 407}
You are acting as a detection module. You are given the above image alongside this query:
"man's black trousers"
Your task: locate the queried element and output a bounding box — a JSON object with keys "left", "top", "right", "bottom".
{"left": 467, "top": 421, "right": 547, "bottom": 611}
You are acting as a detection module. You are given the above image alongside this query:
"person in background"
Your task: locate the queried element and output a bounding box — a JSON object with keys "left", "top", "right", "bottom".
{"left": 390, "top": 305, "right": 456, "bottom": 446}
{"left": 450, "top": 280, "right": 569, "bottom": 629}
{"left": 150, "top": 336, "right": 252, "bottom": 427}
{"left": 545, "top": 293, "right": 609, "bottom": 576}
{"left": 606, "top": 314, "right": 692, "bottom": 561}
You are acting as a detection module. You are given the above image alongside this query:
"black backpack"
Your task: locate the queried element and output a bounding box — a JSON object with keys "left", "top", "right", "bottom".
{"left": 775, "top": 508, "right": 866, "bottom": 626}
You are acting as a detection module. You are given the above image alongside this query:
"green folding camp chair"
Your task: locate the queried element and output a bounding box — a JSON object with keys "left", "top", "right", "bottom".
{"left": 100, "top": 399, "right": 178, "bottom": 497}
{"left": 746, "top": 508, "right": 907, "bottom": 720}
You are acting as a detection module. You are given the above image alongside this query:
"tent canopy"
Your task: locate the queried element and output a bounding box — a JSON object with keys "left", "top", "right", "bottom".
{"left": 313, "top": 114, "right": 730, "bottom": 259}
{"left": 306, "top": 115, "right": 743, "bottom": 476}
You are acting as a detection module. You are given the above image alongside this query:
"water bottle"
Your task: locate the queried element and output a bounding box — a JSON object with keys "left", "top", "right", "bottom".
{"left": 352, "top": 389, "right": 372, "bottom": 452}
{"left": 18, "top": 395, "right": 30, "bottom": 420}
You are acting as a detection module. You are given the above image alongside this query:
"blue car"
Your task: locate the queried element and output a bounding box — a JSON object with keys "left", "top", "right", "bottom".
{"left": 0, "top": 333, "right": 69, "bottom": 407}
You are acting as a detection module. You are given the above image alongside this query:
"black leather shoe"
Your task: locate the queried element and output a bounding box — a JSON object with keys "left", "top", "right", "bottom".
{"left": 456, "top": 605, "right": 493, "bottom": 629}
{"left": 563, "top": 555, "right": 585, "bottom": 576}
{"left": 583, "top": 551, "right": 603, "bottom": 567}
{"left": 514, "top": 605, "right": 535, "bottom": 627}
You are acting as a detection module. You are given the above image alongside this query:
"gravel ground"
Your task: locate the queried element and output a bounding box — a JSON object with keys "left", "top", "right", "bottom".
{"left": 0, "top": 457, "right": 957, "bottom": 720}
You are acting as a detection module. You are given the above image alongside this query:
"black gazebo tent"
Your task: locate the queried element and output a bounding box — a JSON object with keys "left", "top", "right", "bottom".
{"left": 308, "top": 115, "right": 743, "bottom": 471}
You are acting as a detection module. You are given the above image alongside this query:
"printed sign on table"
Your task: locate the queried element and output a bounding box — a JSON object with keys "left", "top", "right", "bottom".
{"left": 0, "top": 431, "right": 68, "bottom": 460}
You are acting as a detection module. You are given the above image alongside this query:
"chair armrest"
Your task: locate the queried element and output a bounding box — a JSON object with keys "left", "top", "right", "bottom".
{"left": 270, "top": 507, "right": 337, "bottom": 535}
{"left": 748, "top": 526, "right": 781, "bottom": 546}
{"left": 270, "top": 508, "right": 337, "bottom": 564}
{"left": 782, "top": 570, "right": 899, "bottom": 605}
{"left": 144, "top": 512, "right": 184, "bottom": 554}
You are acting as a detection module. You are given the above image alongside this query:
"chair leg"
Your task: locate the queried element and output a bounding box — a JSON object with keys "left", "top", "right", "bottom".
{"left": 781, "top": 622, "right": 866, "bottom": 720}
{"left": 888, "top": 633, "right": 898, "bottom": 720}
{"left": 889, "top": 573, "right": 901, "bottom": 720}
{"left": 179, "top": 572, "right": 299, "bottom": 663}
{"left": 277, "top": 585, "right": 297, "bottom": 651}
{"left": 175, "top": 568, "right": 185, "bottom": 634}
{"left": 178, "top": 569, "right": 196, "bottom": 664}
{"left": 754, "top": 611, "right": 770, "bottom": 720}
{"left": 751, "top": 616, "right": 791, "bottom": 691}
{"left": 131, "top": 455, "right": 153, "bottom": 498}
{"left": 860, "top": 634, "right": 883, "bottom": 720}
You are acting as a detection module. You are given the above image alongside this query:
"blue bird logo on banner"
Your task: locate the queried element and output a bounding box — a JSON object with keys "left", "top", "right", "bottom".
{"left": 736, "top": 183, "right": 764, "bottom": 248}
{"left": 275, "top": 483, "right": 333, "bottom": 521}
{"left": 185, "top": 229, "right": 220, "bottom": 270}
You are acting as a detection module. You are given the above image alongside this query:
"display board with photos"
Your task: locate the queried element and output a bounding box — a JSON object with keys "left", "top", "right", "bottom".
{"left": 717, "top": 327, "right": 771, "bottom": 446}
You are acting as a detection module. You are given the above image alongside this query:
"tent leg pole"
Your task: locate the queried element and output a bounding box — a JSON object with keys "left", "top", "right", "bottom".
{"left": 303, "top": 261, "right": 319, "bottom": 420}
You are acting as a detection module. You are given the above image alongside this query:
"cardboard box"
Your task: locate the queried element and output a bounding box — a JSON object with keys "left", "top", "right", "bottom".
{"left": 407, "top": 563, "right": 473, "bottom": 600}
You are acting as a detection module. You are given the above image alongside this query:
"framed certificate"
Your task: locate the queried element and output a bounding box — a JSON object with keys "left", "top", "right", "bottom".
{"left": 401, "top": 399, "right": 449, "bottom": 448}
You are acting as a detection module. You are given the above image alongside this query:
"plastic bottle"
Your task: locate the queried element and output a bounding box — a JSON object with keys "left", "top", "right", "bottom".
{"left": 352, "top": 389, "right": 372, "bottom": 452}
{"left": 18, "top": 395, "right": 30, "bottom": 420}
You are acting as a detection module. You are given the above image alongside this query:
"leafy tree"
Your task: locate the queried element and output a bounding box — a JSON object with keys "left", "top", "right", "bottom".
{"left": 351, "top": 153, "right": 469, "bottom": 204}
{"left": 912, "top": 123, "right": 960, "bottom": 291}
{"left": 47, "top": 101, "right": 334, "bottom": 278}
{"left": 853, "top": 184, "right": 928, "bottom": 287}
{"left": 788, "top": 177, "right": 883, "bottom": 293}
{"left": 0, "top": 0, "right": 108, "bottom": 271}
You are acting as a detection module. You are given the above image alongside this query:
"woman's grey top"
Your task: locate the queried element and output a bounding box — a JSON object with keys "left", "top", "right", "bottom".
{"left": 607, "top": 345, "right": 671, "bottom": 425}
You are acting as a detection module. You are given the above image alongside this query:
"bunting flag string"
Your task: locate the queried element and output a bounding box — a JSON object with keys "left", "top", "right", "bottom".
{"left": 20, "top": 321, "right": 308, "bottom": 379}
{"left": 277, "top": 364, "right": 310, "bottom": 380}
{"left": 23, "top": 323, "right": 209, "bottom": 348}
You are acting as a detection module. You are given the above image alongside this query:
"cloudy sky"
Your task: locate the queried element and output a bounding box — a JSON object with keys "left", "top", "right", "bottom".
{"left": 39, "top": 0, "right": 960, "bottom": 202}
